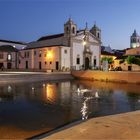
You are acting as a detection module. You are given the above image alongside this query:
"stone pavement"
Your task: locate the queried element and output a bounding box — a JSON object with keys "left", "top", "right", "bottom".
{"left": 40, "top": 111, "right": 140, "bottom": 140}
{"left": 0, "top": 71, "right": 73, "bottom": 83}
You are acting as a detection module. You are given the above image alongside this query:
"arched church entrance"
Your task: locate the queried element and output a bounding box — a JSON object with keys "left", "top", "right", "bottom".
{"left": 85, "top": 57, "right": 89, "bottom": 70}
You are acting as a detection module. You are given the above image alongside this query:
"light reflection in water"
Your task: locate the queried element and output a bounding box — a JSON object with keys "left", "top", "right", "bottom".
{"left": 43, "top": 84, "right": 58, "bottom": 103}
{"left": 81, "top": 97, "right": 93, "bottom": 120}
{"left": 8, "top": 85, "right": 12, "bottom": 93}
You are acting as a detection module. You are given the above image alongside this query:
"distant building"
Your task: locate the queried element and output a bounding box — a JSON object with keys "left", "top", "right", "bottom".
{"left": 19, "top": 18, "right": 101, "bottom": 71}
{"left": 130, "top": 30, "right": 140, "bottom": 48}
{"left": 0, "top": 39, "right": 26, "bottom": 70}
{"left": 0, "top": 39, "right": 26, "bottom": 50}
{"left": 0, "top": 45, "right": 18, "bottom": 69}
{"left": 125, "top": 46, "right": 140, "bottom": 56}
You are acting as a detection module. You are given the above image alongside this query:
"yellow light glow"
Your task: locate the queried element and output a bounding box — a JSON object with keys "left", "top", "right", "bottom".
{"left": 47, "top": 51, "right": 53, "bottom": 59}
{"left": 45, "top": 84, "right": 57, "bottom": 103}
{"left": 83, "top": 41, "right": 86, "bottom": 46}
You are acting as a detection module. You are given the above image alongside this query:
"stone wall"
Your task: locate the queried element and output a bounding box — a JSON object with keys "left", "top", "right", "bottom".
{"left": 71, "top": 70, "right": 140, "bottom": 84}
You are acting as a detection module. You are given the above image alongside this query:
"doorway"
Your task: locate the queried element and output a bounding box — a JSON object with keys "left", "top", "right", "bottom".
{"left": 39, "top": 61, "right": 42, "bottom": 70}
{"left": 7, "top": 63, "right": 12, "bottom": 69}
{"left": 85, "top": 57, "right": 89, "bottom": 70}
{"left": 0, "top": 63, "right": 3, "bottom": 69}
{"left": 26, "top": 61, "right": 28, "bottom": 69}
{"left": 56, "top": 61, "right": 59, "bottom": 70}
{"left": 128, "top": 66, "right": 132, "bottom": 71}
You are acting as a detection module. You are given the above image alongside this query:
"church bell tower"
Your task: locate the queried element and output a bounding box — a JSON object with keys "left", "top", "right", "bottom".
{"left": 130, "top": 30, "right": 140, "bottom": 48}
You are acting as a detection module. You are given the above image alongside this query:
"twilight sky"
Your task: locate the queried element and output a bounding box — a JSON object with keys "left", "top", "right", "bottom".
{"left": 0, "top": 0, "right": 140, "bottom": 49}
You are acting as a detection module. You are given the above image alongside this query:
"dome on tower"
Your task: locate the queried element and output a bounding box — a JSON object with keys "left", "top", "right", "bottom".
{"left": 132, "top": 30, "right": 138, "bottom": 37}
{"left": 65, "top": 18, "right": 75, "bottom": 25}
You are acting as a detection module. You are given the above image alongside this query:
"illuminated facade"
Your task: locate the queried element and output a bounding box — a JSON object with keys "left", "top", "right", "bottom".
{"left": 19, "top": 18, "right": 101, "bottom": 71}
{"left": 19, "top": 46, "right": 70, "bottom": 71}
{"left": 130, "top": 30, "right": 140, "bottom": 48}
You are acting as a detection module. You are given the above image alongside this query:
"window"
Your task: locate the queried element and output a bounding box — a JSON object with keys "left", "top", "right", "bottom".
{"left": 76, "top": 58, "right": 80, "bottom": 64}
{"left": 44, "top": 53, "right": 46, "bottom": 57}
{"left": 45, "top": 61, "right": 47, "bottom": 65}
{"left": 27, "top": 51, "right": 29, "bottom": 58}
{"left": 24, "top": 52, "right": 26, "bottom": 58}
{"left": 64, "top": 49, "right": 67, "bottom": 54}
{"left": 94, "top": 56, "right": 97, "bottom": 66}
{"left": 19, "top": 60, "right": 21, "bottom": 64}
{"left": 39, "top": 50, "right": 42, "bottom": 57}
{"left": 7, "top": 54, "right": 12, "bottom": 61}
{"left": 72, "top": 27, "right": 75, "bottom": 34}
{"left": 98, "top": 32, "right": 100, "bottom": 38}
{"left": 34, "top": 51, "right": 36, "bottom": 55}
{"left": 66, "top": 27, "right": 69, "bottom": 33}
{"left": 0, "top": 53, "right": 3, "bottom": 59}
{"left": 50, "top": 61, "right": 52, "bottom": 64}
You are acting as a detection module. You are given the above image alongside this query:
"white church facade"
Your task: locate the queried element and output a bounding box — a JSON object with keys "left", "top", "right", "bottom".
{"left": 18, "top": 18, "right": 101, "bottom": 71}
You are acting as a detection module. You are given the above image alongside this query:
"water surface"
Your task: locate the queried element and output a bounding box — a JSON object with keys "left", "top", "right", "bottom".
{"left": 0, "top": 80, "right": 140, "bottom": 138}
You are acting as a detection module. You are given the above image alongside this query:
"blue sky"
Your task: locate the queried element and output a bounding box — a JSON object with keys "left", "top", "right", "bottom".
{"left": 0, "top": 0, "right": 140, "bottom": 49}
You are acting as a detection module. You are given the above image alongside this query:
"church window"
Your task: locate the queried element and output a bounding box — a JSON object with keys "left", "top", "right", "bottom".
{"left": 64, "top": 49, "right": 67, "bottom": 54}
{"left": 133, "top": 39, "right": 136, "bottom": 42}
{"left": 97, "top": 32, "right": 100, "bottom": 38}
{"left": 76, "top": 58, "right": 80, "bottom": 64}
{"left": 66, "top": 27, "right": 69, "bottom": 33}
{"left": 94, "top": 56, "right": 96, "bottom": 66}
{"left": 72, "top": 27, "right": 75, "bottom": 34}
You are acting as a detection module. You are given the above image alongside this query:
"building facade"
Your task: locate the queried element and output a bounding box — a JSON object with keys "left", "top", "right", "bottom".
{"left": 125, "top": 46, "right": 140, "bottom": 55}
{"left": 19, "top": 18, "right": 101, "bottom": 71}
{"left": 0, "top": 45, "right": 18, "bottom": 69}
{"left": 19, "top": 46, "right": 70, "bottom": 71}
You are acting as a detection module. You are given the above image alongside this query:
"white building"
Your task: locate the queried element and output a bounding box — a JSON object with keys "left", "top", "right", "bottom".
{"left": 130, "top": 30, "right": 140, "bottom": 48}
{"left": 19, "top": 46, "right": 70, "bottom": 71}
{"left": 19, "top": 18, "right": 101, "bottom": 71}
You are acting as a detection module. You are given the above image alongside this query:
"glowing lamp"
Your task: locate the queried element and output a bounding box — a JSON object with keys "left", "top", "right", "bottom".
{"left": 83, "top": 41, "right": 86, "bottom": 46}
{"left": 47, "top": 51, "right": 53, "bottom": 59}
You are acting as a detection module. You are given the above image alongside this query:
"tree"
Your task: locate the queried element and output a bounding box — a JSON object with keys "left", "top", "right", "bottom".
{"left": 101, "top": 57, "right": 113, "bottom": 64}
{"left": 126, "top": 56, "right": 140, "bottom": 65}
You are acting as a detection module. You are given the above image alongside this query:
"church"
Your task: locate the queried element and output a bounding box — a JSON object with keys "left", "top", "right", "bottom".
{"left": 19, "top": 18, "right": 101, "bottom": 71}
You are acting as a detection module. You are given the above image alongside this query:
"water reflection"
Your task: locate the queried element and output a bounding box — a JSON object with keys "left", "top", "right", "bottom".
{"left": 81, "top": 97, "right": 93, "bottom": 120}
{"left": 8, "top": 85, "right": 12, "bottom": 93}
{"left": 44, "top": 84, "right": 58, "bottom": 104}
{"left": 0, "top": 80, "right": 140, "bottom": 139}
